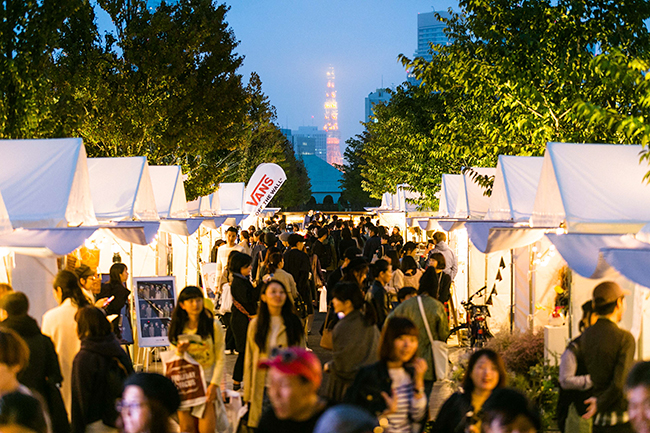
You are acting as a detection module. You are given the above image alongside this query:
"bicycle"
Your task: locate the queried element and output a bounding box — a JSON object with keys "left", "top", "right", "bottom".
{"left": 447, "top": 286, "right": 493, "bottom": 348}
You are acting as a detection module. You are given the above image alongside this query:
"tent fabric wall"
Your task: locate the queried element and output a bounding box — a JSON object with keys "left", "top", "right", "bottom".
{"left": 532, "top": 142, "right": 650, "bottom": 233}
{"left": 601, "top": 248, "right": 650, "bottom": 289}
{"left": 438, "top": 174, "right": 462, "bottom": 217}
{"left": 0, "top": 190, "right": 12, "bottom": 234}
{"left": 149, "top": 166, "right": 190, "bottom": 219}
{"left": 0, "top": 227, "right": 98, "bottom": 257}
{"left": 12, "top": 255, "right": 59, "bottom": 326}
{"left": 454, "top": 168, "right": 496, "bottom": 219}
{"left": 0, "top": 138, "right": 97, "bottom": 228}
{"left": 487, "top": 156, "right": 544, "bottom": 222}
{"left": 88, "top": 157, "right": 159, "bottom": 221}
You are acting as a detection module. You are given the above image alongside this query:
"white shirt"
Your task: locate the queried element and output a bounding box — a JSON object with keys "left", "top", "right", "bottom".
{"left": 41, "top": 298, "right": 81, "bottom": 419}
{"left": 216, "top": 244, "right": 245, "bottom": 289}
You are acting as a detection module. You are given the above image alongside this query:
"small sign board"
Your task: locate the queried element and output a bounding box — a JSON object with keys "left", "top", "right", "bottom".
{"left": 133, "top": 276, "right": 176, "bottom": 347}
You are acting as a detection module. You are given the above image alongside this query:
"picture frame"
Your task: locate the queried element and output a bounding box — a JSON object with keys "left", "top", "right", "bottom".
{"left": 133, "top": 276, "right": 176, "bottom": 347}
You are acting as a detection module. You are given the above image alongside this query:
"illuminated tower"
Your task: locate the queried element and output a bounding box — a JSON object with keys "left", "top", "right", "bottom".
{"left": 324, "top": 67, "right": 343, "bottom": 166}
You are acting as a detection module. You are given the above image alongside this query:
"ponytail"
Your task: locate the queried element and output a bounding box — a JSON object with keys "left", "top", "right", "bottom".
{"left": 331, "top": 281, "right": 376, "bottom": 326}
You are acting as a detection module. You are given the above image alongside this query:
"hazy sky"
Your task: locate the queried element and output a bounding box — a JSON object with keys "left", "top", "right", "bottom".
{"left": 223, "top": 1, "right": 458, "bottom": 150}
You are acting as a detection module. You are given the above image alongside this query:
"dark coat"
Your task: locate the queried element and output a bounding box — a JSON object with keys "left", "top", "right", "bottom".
{"left": 433, "top": 391, "right": 473, "bottom": 433}
{"left": 344, "top": 361, "right": 415, "bottom": 417}
{"left": 367, "top": 280, "right": 391, "bottom": 329}
{"left": 579, "top": 318, "right": 635, "bottom": 414}
{"left": 1, "top": 314, "right": 62, "bottom": 396}
{"left": 230, "top": 274, "right": 258, "bottom": 345}
{"left": 283, "top": 248, "right": 312, "bottom": 305}
{"left": 99, "top": 281, "right": 130, "bottom": 338}
{"left": 71, "top": 334, "right": 134, "bottom": 433}
{"left": 436, "top": 271, "right": 451, "bottom": 304}
{"left": 363, "top": 236, "right": 381, "bottom": 260}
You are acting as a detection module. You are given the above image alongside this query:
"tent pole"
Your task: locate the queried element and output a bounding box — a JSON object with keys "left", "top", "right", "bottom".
{"left": 528, "top": 244, "right": 535, "bottom": 331}
{"left": 510, "top": 248, "right": 514, "bottom": 333}
{"left": 567, "top": 268, "right": 573, "bottom": 340}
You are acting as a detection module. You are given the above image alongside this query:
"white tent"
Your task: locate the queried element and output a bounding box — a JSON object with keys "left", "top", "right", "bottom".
{"left": 454, "top": 168, "right": 496, "bottom": 219}
{"left": 0, "top": 138, "right": 97, "bottom": 228}
{"left": 149, "top": 166, "right": 190, "bottom": 219}
{"left": 438, "top": 174, "right": 462, "bottom": 217}
{"left": 487, "top": 156, "right": 544, "bottom": 222}
{"left": 88, "top": 157, "right": 159, "bottom": 221}
{"left": 531, "top": 142, "right": 650, "bottom": 233}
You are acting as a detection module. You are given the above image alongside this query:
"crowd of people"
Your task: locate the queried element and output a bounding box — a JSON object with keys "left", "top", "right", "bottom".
{"left": 0, "top": 212, "right": 649, "bottom": 433}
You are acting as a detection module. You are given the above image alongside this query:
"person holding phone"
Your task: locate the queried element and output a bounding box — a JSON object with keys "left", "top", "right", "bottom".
{"left": 168, "top": 286, "right": 225, "bottom": 433}
{"left": 97, "top": 263, "right": 130, "bottom": 339}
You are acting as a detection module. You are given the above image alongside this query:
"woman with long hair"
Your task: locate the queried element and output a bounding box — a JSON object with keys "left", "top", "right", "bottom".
{"left": 228, "top": 251, "right": 256, "bottom": 391}
{"left": 345, "top": 317, "right": 428, "bottom": 432}
{"left": 341, "top": 257, "right": 370, "bottom": 292}
{"left": 118, "top": 373, "right": 180, "bottom": 433}
{"left": 168, "top": 286, "right": 225, "bottom": 433}
{"left": 433, "top": 348, "right": 507, "bottom": 433}
{"left": 324, "top": 281, "right": 380, "bottom": 403}
{"left": 42, "top": 269, "right": 91, "bottom": 417}
{"left": 263, "top": 252, "right": 298, "bottom": 305}
{"left": 339, "top": 228, "right": 357, "bottom": 260}
{"left": 243, "top": 280, "right": 305, "bottom": 428}
{"left": 71, "top": 306, "right": 134, "bottom": 433}
{"left": 97, "top": 263, "right": 130, "bottom": 339}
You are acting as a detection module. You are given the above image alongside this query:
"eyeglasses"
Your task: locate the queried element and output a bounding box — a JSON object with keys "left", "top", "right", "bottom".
{"left": 270, "top": 347, "right": 298, "bottom": 364}
{"left": 115, "top": 400, "right": 145, "bottom": 412}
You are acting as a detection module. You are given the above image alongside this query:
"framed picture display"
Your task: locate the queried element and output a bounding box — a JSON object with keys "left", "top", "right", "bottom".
{"left": 133, "top": 276, "right": 176, "bottom": 347}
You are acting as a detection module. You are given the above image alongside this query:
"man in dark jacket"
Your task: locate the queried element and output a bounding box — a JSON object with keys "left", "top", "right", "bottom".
{"left": 284, "top": 234, "right": 313, "bottom": 322}
{"left": 362, "top": 225, "right": 381, "bottom": 261}
{"left": 366, "top": 259, "right": 392, "bottom": 329}
{"left": 0, "top": 291, "right": 68, "bottom": 433}
{"left": 580, "top": 281, "right": 635, "bottom": 433}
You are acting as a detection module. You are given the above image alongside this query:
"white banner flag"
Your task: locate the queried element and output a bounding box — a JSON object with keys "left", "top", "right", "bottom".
{"left": 243, "top": 163, "right": 286, "bottom": 217}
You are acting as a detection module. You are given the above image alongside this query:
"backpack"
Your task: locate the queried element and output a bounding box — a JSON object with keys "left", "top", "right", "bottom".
{"left": 102, "top": 356, "right": 130, "bottom": 427}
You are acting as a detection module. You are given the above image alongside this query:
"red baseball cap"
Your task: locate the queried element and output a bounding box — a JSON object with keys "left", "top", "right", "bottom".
{"left": 259, "top": 347, "right": 322, "bottom": 387}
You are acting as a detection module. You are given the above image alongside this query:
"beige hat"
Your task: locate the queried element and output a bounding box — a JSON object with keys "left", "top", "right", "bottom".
{"left": 592, "top": 281, "right": 630, "bottom": 307}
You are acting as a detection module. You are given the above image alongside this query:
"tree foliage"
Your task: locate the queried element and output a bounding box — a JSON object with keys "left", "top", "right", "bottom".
{"left": 338, "top": 132, "right": 380, "bottom": 210}
{"left": 0, "top": 0, "right": 311, "bottom": 206}
{"left": 360, "top": 0, "right": 650, "bottom": 208}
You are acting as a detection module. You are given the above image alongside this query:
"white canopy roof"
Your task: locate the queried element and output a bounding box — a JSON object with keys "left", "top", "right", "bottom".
{"left": 438, "top": 174, "right": 462, "bottom": 217}
{"left": 88, "top": 157, "right": 159, "bottom": 221}
{"left": 187, "top": 195, "right": 212, "bottom": 216}
{"left": 149, "top": 165, "right": 190, "bottom": 219}
{"left": 0, "top": 138, "right": 97, "bottom": 228}
{"left": 454, "top": 167, "right": 496, "bottom": 219}
{"left": 531, "top": 142, "right": 650, "bottom": 233}
{"left": 487, "top": 156, "right": 544, "bottom": 222}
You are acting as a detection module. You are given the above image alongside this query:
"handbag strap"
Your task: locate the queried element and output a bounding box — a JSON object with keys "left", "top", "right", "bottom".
{"left": 417, "top": 295, "right": 436, "bottom": 349}
{"left": 233, "top": 299, "right": 253, "bottom": 320}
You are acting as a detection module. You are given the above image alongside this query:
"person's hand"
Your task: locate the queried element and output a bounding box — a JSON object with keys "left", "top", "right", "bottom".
{"left": 206, "top": 383, "right": 218, "bottom": 403}
{"left": 94, "top": 299, "right": 107, "bottom": 308}
{"left": 324, "top": 361, "right": 331, "bottom": 372}
{"left": 582, "top": 397, "right": 597, "bottom": 419}
{"left": 411, "top": 357, "right": 428, "bottom": 387}
{"left": 381, "top": 389, "right": 398, "bottom": 415}
{"left": 176, "top": 341, "right": 190, "bottom": 354}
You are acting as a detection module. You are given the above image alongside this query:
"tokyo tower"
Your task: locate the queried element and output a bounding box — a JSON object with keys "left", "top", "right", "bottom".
{"left": 324, "top": 67, "right": 343, "bottom": 166}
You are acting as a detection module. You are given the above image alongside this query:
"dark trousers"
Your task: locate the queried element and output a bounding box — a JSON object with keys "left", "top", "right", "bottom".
{"left": 593, "top": 423, "right": 634, "bottom": 433}
{"left": 232, "top": 317, "right": 248, "bottom": 383}
{"left": 221, "top": 312, "right": 236, "bottom": 350}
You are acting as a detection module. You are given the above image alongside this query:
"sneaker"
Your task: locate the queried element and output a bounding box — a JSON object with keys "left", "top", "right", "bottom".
{"left": 233, "top": 382, "right": 241, "bottom": 391}
{"left": 225, "top": 349, "right": 232, "bottom": 355}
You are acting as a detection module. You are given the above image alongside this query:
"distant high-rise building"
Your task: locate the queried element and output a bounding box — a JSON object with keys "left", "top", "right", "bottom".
{"left": 365, "top": 88, "right": 392, "bottom": 124}
{"left": 291, "top": 126, "right": 327, "bottom": 161}
{"left": 324, "top": 67, "right": 343, "bottom": 166}
{"left": 415, "top": 10, "right": 452, "bottom": 62}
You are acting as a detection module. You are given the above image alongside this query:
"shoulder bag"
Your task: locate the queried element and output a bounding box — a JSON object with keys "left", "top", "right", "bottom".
{"left": 417, "top": 295, "right": 448, "bottom": 381}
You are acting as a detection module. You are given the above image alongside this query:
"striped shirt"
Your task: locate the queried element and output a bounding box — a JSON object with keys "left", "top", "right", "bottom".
{"left": 385, "top": 368, "right": 427, "bottom": 433}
